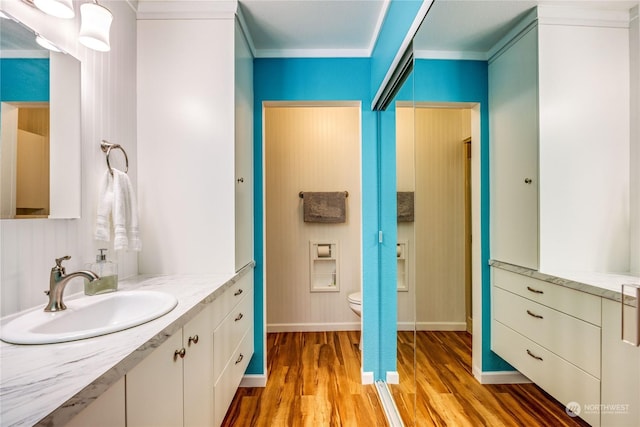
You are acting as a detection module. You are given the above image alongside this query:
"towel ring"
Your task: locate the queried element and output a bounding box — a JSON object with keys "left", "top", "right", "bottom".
{"left": 101, "top": 140, "right": 129, "bottom": 176}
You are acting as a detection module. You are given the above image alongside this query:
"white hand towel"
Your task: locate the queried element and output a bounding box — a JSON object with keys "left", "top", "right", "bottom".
{"left": 95, "top": 170, "right": 113, "bottom": 242}
{"left": 95, "top": 169, "right": 142, "bottom": 252}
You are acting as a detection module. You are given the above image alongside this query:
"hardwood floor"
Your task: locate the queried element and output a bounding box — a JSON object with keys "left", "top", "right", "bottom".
{"left": 223, "top": 331, "right": 591, "bottom": 426}
{"left": 222, "top": 331, "right": 387, "bottom": 426}
{"left": 393, "top": 331, "right": 591, "bottom": 427}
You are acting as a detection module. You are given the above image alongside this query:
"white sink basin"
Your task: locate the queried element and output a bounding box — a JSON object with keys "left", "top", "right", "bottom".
{"left": 1, "top": 290, "right": 178, "bottom": 345}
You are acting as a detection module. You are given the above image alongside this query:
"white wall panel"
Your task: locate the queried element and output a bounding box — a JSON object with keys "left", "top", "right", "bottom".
{"left": 630, "top": 7, "right": 640, "bottom": 274}
{"left": 1, "top": 1, "right": 139, "bottom": 316}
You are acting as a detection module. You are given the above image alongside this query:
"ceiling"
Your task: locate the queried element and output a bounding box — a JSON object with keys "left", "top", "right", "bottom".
{"left": 238, "top": 0, "right": 638, "bottom": 59}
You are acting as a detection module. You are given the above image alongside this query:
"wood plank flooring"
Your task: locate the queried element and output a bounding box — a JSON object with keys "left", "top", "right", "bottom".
{"left": 223, "top": 331, "right": 591, "bottom": 426}
{"left": 393, "top": 331, "right": 591, "bottom": 427}
{"left": 222, "top": 331, "right": 387, "bottom": 426}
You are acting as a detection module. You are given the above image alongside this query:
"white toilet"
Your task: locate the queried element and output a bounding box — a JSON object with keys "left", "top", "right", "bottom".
{"left": 347, "top": 292, "right": 362, "bottom": 349}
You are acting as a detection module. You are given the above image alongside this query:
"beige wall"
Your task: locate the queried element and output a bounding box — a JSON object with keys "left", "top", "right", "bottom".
{"left": 265, "top": 105, "right": 361, "bottom": 331}
{"left": 397, "top": 106, "right": 471, "bottom": 330}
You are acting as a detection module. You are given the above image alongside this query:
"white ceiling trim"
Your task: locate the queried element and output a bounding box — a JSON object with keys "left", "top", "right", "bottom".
{"left": 253, "top": 48, "right": 372, "bottom": 59}
{"left": 236, "top": 6, "right": 257, "bottom": 58}
{"left": 413, "top": 50, "right": 488, "bottom": 61}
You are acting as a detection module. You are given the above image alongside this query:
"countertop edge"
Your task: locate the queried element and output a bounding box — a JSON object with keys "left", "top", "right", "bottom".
{"left": 489, "top": 260, "right": 638, "bottom": 302}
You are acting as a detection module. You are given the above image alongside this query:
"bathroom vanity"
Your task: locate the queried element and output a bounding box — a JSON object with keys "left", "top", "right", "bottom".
{"left": 491, "top": 261, "right": 640, "bottom": 427}
{"left": 0, "top": 263, "right": 254, "bottom": 426}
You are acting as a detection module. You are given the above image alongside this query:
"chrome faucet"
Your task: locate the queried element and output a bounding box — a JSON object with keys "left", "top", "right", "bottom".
{"left": 44, "top": 256, "right": 100, "bottom": 312}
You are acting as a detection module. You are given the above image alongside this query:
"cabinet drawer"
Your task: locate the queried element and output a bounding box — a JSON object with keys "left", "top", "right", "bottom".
{"left": 213, "top": 290, "right": 253, "bottom": 382}
{"left": 211, "top": 272, "right": 253, "bottom": 329}
{"left": 492, "top": 268, "right": 601, "bottom": 326}
{"left": 213, "top": 329, "right": 253, "bottom": 427}
{"left": 494, "top": 287, "right": 601, "bottom": 378}
{"left": 492, "top": 320, "right": 600, "bottom": 427}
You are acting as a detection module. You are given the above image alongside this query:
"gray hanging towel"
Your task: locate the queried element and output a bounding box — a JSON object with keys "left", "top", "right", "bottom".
{"left": 302, "top": 192, "right": 347, "bottom": 223}
{"left": 397, "top": 191, "right": 414, "bottom": 222}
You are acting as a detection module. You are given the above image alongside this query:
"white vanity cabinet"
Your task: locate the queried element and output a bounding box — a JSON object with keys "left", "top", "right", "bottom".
{"left": 491, "top": 268, "right": 602, "bottom": 427}
{"left": 64, "top": 378, "right": 126, "bottom": 427}
{"left": 601, "top": 298, "right": 640, "bottom": 427}
{"left": 126, "top": 304, "right": 214, "bottom": 427}
{"left": 489, "top": 8, "right": 630, "bottom": 273}
{"left": 125, "top": 271, "right": 253, "bottom": 427}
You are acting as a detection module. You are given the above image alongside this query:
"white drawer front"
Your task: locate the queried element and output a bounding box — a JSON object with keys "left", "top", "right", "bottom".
{"left": 494, "top": 287, "right": 601, "bottom": 378}
{"left": 213, "top": 329, "right": 254, "bottom": 427}
{"left": 493, "top": 268, "right": 601, "bottom": 326}
{"left": 212, "top": 272, "right": 253, "bottom": 329}
{"left": 213, "top": 290, "right": 253, "bottom": 383}
{"left": 492, "top": 320, "right": 601, "bottom": 427}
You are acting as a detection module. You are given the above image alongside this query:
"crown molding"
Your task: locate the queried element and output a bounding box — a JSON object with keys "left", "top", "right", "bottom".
{"left": 136, "top": 0, "right": 237, "bottom": 20}
{"left": 414, "top": 49, "right": 488, "bottom": 61}
{"left": 253, "top": 48, "right": 371, "bottom": 58}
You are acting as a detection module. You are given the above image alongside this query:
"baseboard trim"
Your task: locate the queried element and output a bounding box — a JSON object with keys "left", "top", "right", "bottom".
{"left": 239, "top": 374, "right": 267, "bottom": 388}
{"left": 267, "top": 322, "right": 361, "bottom": 333}
{"left": 362, "top": 371, "right": 374, "bottom": 385}
{"left": 472, "top": 365, "right": 531, "bottom": 385}
{"left": 416, "top": 322, "right": 467, "bottom": 331}
{"left": 386, "top": 371, "right": 400, "bottom": 384}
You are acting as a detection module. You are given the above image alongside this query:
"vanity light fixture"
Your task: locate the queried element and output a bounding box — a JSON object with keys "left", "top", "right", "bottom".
{"left": 33, "top": 0, "right": 75, "bottom": 19}
{"left": 35, "top": 34, "right": 63, "bottom": 52}
{"left": 78, "top": 0, "right": 113, "bottom": 52}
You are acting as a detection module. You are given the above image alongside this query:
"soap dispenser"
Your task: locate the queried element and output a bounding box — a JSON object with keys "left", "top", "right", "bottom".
{"left": 85, "top": 248, "right": 118, "bottom": 295}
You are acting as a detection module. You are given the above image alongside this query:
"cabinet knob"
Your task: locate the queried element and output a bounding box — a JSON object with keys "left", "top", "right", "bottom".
{"left": 234, "top": 288, "right": 243, "bottom": 297}
{"left": 188, "top": 335, "right": 199, "bottom": 346}
{"left": 524, "top": 178, "right": 533, "bottom": 184}
{"left": 235, "top": 353, "right": 244, "bottom": 364}
{"left": 235, "top": 313, "right": 244, "bottom": 322}
{"left": 237, "top": 177, "right": 244, "bottom": 183}
{"left": 174, "top": 348, "right": 186, "bottom": 361}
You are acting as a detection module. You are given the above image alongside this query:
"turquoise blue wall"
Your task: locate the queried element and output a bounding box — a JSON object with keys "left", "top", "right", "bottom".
{"left": 412, "top": 58, "right": 511, "bottom": 371}
{"left": 0, "top": 58, "right": 49, "bottom": 102}
{"left": 248, "top": 58, "right": 385, "bottom": 376}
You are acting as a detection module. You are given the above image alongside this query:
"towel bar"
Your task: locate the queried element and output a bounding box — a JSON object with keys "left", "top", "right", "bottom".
{"left": 299, "top": 191, "right": 348, "bottom": 198}
{"left": 101, "top": 140, "right": 129, "bottom": 176}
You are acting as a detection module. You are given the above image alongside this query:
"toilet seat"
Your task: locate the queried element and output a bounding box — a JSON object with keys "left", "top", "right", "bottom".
{"left": 347, "top": 292, "right": 361, "bottom": 305}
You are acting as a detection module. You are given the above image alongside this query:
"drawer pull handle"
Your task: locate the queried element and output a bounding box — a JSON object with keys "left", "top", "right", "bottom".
{"left": 235, "top": 313, "right": 244, "bottom": 322}
{"left": 526, "top": 310, "right": 543, "bottom": 319}
{"left": 174, "top": 348, "right": 186, "bottom": 361}
{"left": 188, "top": 335, "right": 199, "bottom": 346}
{"left": 234, "top": 289, "right": 244, "bottom": 296}
{"left": 526, "top": 286, "right": 543, "bottom": 295}
{"left": 526, "top": 349, "right": 543, "bottom": 361}
{"left": 235, "top": 353, "right": 244, "bottom": 364}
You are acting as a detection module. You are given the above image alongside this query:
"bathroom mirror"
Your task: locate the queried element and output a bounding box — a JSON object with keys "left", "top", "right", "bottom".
{"left": 0, "top": 15, "right": 81, "bottom": 219}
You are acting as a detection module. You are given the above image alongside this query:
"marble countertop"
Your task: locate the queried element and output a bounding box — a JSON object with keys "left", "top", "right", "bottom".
{"left": 0, "top": 263, "right": 254, "bottom": 427}
{"left": 490, "top": 260, "right": 640, "bottom": 302}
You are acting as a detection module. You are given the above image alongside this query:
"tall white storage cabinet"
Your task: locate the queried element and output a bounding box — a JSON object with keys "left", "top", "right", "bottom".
{"left": 137, "top": 5, "right": 254, "bottom": 275}
{"left": 489, "top": 7, "right": 630, "bottom": 273}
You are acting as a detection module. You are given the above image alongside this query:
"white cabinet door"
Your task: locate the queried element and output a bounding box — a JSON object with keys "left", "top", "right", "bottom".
{"left": 489, "top": 25, "right": 539, "bottom": 270}
{"left": 601, "top": 298, "right": 640, "bottom": 427}
{"left": 234, "top": 19, "right": 254, "bottom": 272}
{"left": 127, "top": 331, "right": 184, "bottom": 427}
{"left": 65, "top": 377, "right": 125, "bottom": 427}
{"left": 183, "top": 306, "right": 214, "bottom": 427}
